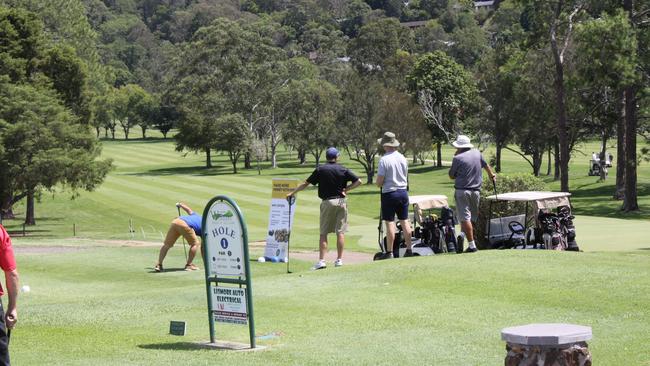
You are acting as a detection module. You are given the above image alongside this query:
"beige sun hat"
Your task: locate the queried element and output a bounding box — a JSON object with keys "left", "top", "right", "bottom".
{"left": 378, "top": 132, "right": 400, "bottom": 147}
{"left": 451, "top": 135, "right": 473, "bottom": 149}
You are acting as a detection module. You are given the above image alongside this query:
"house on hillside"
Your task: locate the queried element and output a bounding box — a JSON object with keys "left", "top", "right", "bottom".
{"left": 474, "top": 1, "right": 496, "bottom": 11}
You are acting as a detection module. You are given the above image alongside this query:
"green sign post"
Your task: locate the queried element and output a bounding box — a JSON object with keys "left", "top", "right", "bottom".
{"left": 201, "top": 195, "right": 255, "bottom": 348}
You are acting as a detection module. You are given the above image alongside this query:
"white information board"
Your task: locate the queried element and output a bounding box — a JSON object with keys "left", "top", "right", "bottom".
{"left": 211, "top": 286, "right": 248, "bottom": 325}
{"left": 264, "top": 178, "right": 299, "bottom": 260}
{"left": 204, "top": 200, "right": 245, "bottom": 277}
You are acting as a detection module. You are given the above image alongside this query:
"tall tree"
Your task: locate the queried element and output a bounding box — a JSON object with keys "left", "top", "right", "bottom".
{"left": 518, "top": 0, "right": 587, "bottom": 192}
{"left": 0, "top": 82, "right": 112, "bottom": 224}
{"left": 214, "top": 114, "right": 252, "bottom": 174}
{"left": 407, "top": 51, "right": 478, "bottom": 158}
{"left": 337, "top": 72, "right": 387, "bottom": 183}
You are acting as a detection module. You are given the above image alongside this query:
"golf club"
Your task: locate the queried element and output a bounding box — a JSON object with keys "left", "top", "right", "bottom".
{"left": 373, "top": 188, "right": 388, "bottom": 261}
{"left": 286, "top": 195, "right": 296, "bottom": 274}
{"left": 177, "top": 203, "right": 188, "bottom": 263}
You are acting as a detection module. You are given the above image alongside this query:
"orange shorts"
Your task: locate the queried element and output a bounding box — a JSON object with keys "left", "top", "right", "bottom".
{"left": 164, "top": 218, "right": 200, "bottom": 247}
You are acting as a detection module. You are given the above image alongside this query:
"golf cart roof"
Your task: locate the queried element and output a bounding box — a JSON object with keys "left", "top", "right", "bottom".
{"left": 409, "top": 195, "right": 449, "bottom": 224}
{"left": 409, "top": 195, "right": 448, "bottom": 208}
{"left": 485, "top": 191, "right": 571, "bottom": 210}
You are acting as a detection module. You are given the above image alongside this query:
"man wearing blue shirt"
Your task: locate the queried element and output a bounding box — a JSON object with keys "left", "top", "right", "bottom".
{"left": 155, "top": 202, "right": 201, "bottom": 272}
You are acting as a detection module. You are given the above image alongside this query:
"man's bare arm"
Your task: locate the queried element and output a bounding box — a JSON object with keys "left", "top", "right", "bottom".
{"left": 4, "top": 269, "right": 18, "bottom": 329}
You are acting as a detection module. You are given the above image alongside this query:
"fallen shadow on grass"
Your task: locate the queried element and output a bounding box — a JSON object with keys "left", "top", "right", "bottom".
{"left": 138, "top": 343, "right": 214, "bottom": 351}
{"left": 408, "top": 165, "right": 448, "bottom": 174}
{"left": 130, "top": 165, "right": 236, "bottom": 177}
{"left": 146, "top": 267, "right": 189, "bottom": 273}
{"left": 568, "top": 182, "right": 650, "bottom": 220}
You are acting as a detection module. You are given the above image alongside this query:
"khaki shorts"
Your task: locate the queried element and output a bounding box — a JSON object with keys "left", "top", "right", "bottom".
{"left": 164, "top": 218, "right": 200, "bottom": 247}
{"left": 455, "top": 189, "right": 481, "bottom": 223}
{"left": 320, "top": 198, "right": 348, "bottom": 235}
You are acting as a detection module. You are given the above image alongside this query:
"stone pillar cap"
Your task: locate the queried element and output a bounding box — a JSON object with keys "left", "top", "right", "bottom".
{"left": 501, "top": 323, "right": 592, "bottom": 346}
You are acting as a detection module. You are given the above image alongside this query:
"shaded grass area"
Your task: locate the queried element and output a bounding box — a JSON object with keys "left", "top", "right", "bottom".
{"left": 12, "top": 241, "right": 650, "bottom": 365}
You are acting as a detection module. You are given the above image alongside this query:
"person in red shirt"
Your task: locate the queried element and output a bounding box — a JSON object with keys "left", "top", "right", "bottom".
{"left": 0, "top": 224, "right": 18, "bottom": 366}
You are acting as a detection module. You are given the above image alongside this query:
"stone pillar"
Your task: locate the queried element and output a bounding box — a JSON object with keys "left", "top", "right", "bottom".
{"left": 501, "top": 323, "right": 592, "bottom": 366}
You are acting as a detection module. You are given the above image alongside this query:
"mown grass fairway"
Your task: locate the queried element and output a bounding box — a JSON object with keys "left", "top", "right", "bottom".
{"left": 5, "top": 136, "right": 650, "bottom": 365}
{"left": 12, "top": 241, "right": 650, "bottom": 365}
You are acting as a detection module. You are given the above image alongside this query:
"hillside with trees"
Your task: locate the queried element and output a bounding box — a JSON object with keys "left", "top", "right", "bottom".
{"left": 0, "top": 0, "right": 648, "bottom": 223}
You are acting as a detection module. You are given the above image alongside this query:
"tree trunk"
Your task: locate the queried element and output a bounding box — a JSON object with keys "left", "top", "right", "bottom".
{"left": 96, "top": 126, "right": 100, "bottom": 138}
{"left": 621, "top": 0, "right": 638, "bottom": 211}
{"left": 614, "top": 92, "right": 626, "bottom": 199}
{"left": 436, "top": 142, "right": 442, "bottom": 167}
{"left": 532, "top": 151, "right": 542, "bottom": 176}
{"left": 162, "top": 131, "right": 168, "bottom": 139}
{"left": 110, "top": 127, "right": 115, "bottom": 139}
{"left": 554, "top": 142, "right": 560, "bottom": 180}
{"left": 546, "top": 145, "right": 552, "bottom": 176}
{"left": 124, "top": 126, "right": 130, "bottom": 140}
{"left": 271, "top": 143, "right": 277, "bottom": 169}
{"left": 622, "top": 86, "right": 638, "bottom": 211}
{"left": 495, "top": 143, "right": 502, "bottom": 173}
{"left": 553, "top": 66, "right": 570, "bottom": 192}
{"left": 141, "top": 126, "right": 147, "bottom": 139}
{"left": 244, "top": 152, "right": 251, "bottom": 169}
{"left": 298, "top": 149, "right": 306, "bottom": 165}
{"left": 205, "top": 147, "right": 212, "bottom": 168}
{"left": 25, "top": 188, "right": 35, "bottom": 226}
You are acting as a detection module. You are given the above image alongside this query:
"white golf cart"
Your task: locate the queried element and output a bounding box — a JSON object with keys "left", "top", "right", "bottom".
{"left": 484, "top": 191, "right": 579, "bottom": 251}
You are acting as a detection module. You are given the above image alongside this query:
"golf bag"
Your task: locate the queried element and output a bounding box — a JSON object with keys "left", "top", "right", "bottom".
{"left": 537, "top": 210, "right": 566, "bottom": 250}
{"left": 558, "top": 206, "right": 579, "bottom": 251}
{"left": 416, "top": 214, "right": 444, "bottom": 253}
{"left": 439, "top": 207, "right": 458, "bottom": 253}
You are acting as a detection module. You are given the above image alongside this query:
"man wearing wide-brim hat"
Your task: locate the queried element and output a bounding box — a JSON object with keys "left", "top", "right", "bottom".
{"left": 375, "top": 132, "right": 413, "bottom": 259}
{"left": 449, "top": 135, "right": 496, "bottom": 252}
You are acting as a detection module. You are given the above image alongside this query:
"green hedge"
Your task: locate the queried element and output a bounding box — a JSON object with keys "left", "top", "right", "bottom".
{"left": 475, "top": 173, "right": 547, "bottom": 249}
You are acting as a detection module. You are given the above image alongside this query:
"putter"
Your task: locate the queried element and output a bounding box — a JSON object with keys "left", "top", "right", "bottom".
{"left": 177, "top": 203, "right": 188, "bottom": 263}
{"left": 286, "top": 195, "right": 296, "bottom": 274}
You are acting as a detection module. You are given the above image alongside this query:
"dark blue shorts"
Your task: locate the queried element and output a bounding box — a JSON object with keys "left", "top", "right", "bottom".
{"left": 381, "top": 190, "right": 409, "bottom": 222}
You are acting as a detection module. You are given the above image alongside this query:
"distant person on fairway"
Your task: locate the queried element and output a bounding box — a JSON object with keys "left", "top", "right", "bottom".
{"left": 287, "top": 147, "right": 361, "bottom": 270}
{"left": 154, "top": 202, "right": 201, "bottom": 272}
{"left": 0, "top": 224, "right": 19, "bottom": 366}
{"left": 448, "top": 135, "right": 496, "bottom": 253}
{"left": 376, "top": 132, "right": 413, "bottom": 260}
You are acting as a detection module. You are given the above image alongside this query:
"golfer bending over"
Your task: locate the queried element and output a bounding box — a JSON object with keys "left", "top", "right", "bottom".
{"left": 154, "top": 202, "right": 201, "bottom": 272}
{"left": 287, "top": 147, "right": 361, "bottom": 270}
{"left": 376, "top": 132, "right": 413, "bottom": 260}
{"left": 0, "top": 224, "right": 19, "bottom": 366}
{"left": 448, "top": 135, "right": 496, "bottom": 253}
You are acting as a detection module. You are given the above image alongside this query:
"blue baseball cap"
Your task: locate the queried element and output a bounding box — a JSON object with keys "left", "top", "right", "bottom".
{"left": 326, "top": 147, "right": 339, "bottom": 160}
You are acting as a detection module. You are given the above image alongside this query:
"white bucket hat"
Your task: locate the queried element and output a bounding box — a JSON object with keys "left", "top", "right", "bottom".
{"left": 451, "top": 135, "right": 473, "bottom": 149}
